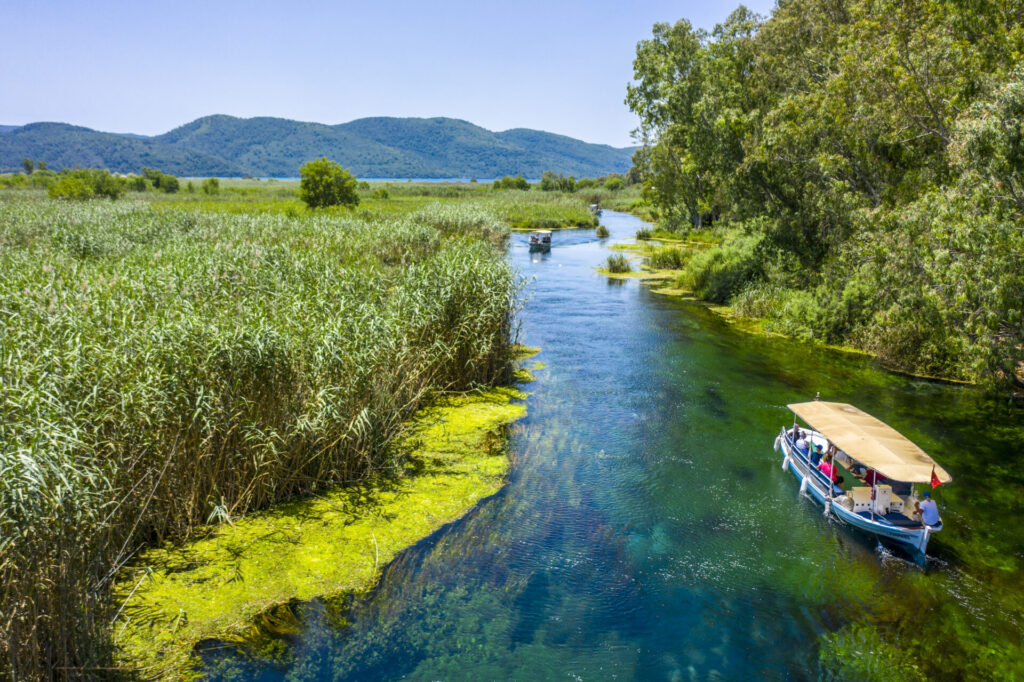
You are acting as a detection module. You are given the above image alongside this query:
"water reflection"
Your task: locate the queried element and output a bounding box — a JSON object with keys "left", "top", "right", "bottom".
{"left": 203, "top": 212, "right": 1024, "bottom": 680}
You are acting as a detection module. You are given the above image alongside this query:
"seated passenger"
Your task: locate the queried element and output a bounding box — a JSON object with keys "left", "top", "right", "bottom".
{"left": 810, "top": 443, "right": 824, "bottom": 467}
{"left": 794, "top": 429, "right": 809, "bottom": 455}
{"left": 863, "top": 469, "right": 885, "bottom": 486}
{"left": 819, "top": 454, "right": 840, "bottom": 482}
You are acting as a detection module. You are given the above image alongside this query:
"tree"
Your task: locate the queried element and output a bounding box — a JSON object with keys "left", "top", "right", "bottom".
{"left": 298, "top": 157, "right": 359, "bottom": 208}
{"left": 161, "top": 175, "right": 180, "bottom": 193}
{"left": 201, "top": 177, "right": 220, "bottom": 195}
{"left": 36, "top": 160, "right": 46, "bottom": 171}
{"left": 22, "top": 158, "right": 33, "bottom": 174}
{"left": 48, "top": 176, "right": 93, "bottom": 200}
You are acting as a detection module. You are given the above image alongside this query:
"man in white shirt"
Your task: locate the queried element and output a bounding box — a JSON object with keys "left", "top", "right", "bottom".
{"left": 916, "top": 491, "right": 940, "bottom": 526}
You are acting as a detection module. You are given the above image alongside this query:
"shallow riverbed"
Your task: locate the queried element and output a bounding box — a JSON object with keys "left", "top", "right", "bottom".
{"left": 202, "top": 211, "right": 1024, "bottom": 680}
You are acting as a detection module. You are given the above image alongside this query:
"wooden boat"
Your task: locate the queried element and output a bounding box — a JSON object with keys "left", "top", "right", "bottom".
{"left": 529, "top": 230, "right": 552, "bottom": 251}
{"left": 773, "top": 400, "right": 951, "bottom": 558}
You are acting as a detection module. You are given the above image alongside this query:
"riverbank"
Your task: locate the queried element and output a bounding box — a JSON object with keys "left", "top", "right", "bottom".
{"left": 597, "top": 234, "right": 985, "bottom": 387}
{"left": 112, "top": 381, "right": 532, "bottom": 677}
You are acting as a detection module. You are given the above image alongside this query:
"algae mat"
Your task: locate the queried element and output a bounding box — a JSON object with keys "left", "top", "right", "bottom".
{"left": 112, "top": 386, "right": 527, "bottom": 678}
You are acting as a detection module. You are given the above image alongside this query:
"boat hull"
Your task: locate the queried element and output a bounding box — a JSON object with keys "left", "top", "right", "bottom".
{"left": 775, "top": 429, "right": 937, "bottom": 558}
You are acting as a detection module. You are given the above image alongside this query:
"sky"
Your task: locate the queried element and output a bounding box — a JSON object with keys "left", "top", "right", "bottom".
{"left": 1, "top": 1, "right": 777, "bottom": 147}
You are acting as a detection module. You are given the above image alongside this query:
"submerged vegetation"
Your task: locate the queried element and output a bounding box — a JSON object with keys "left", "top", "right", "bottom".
{"left": 0, "top": 192, "right": 521, "bottom": 678}
{"left": 114, "top": 386, "right": 528, "bottom": 675}
{"left": 628, "top": 0, "right": 1024, "bottom": 391}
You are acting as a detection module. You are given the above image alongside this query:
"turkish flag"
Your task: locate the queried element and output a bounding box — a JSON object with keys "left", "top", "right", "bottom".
{"left": 931, "top": 467, "right": 942, "bottom": 489}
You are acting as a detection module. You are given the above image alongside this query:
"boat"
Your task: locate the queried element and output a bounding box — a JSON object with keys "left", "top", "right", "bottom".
{"left": 773, "top": 400, "right": 951, "bottom": 558}
{"left": 529, "top": 230, "right": 552, "bottom": 251}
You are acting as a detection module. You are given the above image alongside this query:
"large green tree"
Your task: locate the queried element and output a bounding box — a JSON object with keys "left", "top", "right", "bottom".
{"left": 298, "top": 157, "right": 360, "bottom": 208}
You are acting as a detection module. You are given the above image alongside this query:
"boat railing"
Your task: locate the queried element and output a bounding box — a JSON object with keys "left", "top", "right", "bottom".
{"left": 781, "top": 428, "right": 844, "bottom": 496}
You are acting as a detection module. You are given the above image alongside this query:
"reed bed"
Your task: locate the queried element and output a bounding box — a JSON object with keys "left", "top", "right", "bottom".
{"left": 0, "top": 197, "right": 518, "bottom": 679}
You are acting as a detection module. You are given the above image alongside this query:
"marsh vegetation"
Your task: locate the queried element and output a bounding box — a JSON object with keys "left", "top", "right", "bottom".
{"left": 0, "top": 182, "right": 551, "bottom": 678}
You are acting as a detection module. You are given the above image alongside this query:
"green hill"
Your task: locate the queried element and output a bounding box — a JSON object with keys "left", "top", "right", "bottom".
{"left": 0, "top": 115, "right": 634, "bottom": 178}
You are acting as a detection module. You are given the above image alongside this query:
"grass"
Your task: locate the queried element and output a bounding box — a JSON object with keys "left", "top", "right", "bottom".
{"left": 605, "top": 253, "right": 632, "bottom": 273}
{"left": 596, "top": 224, "right": 610, "bottom": 238}
{"left": 0, "top": 193, "right": 520, "bottom": 678}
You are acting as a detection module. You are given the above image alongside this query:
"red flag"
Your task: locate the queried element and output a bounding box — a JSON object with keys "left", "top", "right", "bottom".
{"left": 931, "top": 466, "right": 942, "bottom": 489}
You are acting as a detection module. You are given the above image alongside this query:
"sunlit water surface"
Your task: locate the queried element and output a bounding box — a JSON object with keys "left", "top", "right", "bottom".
{"left": 202, "top": 212, "right": 1024, "bottom": 680}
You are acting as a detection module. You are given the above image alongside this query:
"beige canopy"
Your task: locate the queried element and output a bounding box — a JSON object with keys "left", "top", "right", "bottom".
{"left": 788, "top": 401, "right": 952, "bottom": 484}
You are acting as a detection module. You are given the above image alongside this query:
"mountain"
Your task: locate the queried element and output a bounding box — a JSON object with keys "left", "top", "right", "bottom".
{"left": 0, "top": 115, "right": 635, "bottom": 178}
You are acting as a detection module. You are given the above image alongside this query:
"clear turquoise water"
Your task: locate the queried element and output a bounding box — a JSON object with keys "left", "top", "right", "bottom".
{"left": 202, "top": 211, "right": 1024, "bottom": 680}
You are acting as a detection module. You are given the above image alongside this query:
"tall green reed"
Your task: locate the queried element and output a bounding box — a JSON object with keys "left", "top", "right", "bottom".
{"left": 0, "top": 197, "right": 519, "bottom": 679}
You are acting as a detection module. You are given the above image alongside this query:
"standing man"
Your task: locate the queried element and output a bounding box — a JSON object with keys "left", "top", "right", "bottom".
{"left": 916, "top": 491, "right": 940, "bottom": 526}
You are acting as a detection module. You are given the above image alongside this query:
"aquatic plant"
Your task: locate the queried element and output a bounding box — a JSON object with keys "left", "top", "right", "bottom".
{"left": 647, "top": 245, "right": 688, "bottom": 269}
{"left": 595, "top": 224, "right": 610, "bottom": 238}
{"left": 635, "top": 228, "right": 652, "bottom": 240}
{"left": 605, "top": 253, "right": 632, "bottom": 273}
{"left": 0, "top": 196, "right": 519, "bottom": 678}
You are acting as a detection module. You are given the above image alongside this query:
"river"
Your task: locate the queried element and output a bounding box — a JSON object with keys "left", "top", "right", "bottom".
{"left": 202, "top": 211, "right": 1024, "bottom": 680}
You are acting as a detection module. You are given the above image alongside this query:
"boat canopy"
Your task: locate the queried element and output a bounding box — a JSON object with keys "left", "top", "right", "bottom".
{"left": 787, "top": 401, "right": 952, "bottom": 484}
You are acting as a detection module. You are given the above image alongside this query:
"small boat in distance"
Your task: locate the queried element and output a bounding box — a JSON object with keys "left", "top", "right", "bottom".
{"left": 774, "top": 400, "right": 951, "bottom": 559}
{"left": 529, "top": 230, "right": 552, "bottom": 252}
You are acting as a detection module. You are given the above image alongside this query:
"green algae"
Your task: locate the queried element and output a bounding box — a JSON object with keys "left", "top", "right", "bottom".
{"left": 111, "top": 386, "right": 527, "bottom": 678}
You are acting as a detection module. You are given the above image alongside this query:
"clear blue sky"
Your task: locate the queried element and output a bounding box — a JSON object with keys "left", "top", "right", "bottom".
{"left": 1, "top": 1, "right": 776, "bottom": 147}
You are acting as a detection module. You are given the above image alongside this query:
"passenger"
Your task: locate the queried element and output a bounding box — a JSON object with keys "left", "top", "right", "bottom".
{"left": 863, "top": 469, "right": 885, "bottom": 486}
{"left": 819, "top": 454, "right": 839, "bottom": 482}
{"left": 810, "top": 443, "right": 824, "bottom": 467}
{"left": 794, "top": 429, "right": 809, "bottom": 456}
{"left": 915, "top": 491, "right": 940, "bottom": 526}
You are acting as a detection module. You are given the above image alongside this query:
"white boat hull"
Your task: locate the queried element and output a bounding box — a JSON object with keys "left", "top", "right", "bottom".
{"left": 776, "top": 429, "right": 938, "bottom": 557}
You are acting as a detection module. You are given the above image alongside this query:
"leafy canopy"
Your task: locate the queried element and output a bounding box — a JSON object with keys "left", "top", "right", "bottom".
{"left": 298, "top": 157, "right": 360, "bottom": 208}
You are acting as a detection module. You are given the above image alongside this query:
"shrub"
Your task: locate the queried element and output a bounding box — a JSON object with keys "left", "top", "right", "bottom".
{"left": 492, "top": 175, "right": 530, "bottom": 191}
{"left": 48, "top": 176, "right": 94, "bottom": 200}
{"left": 678, "top": 232, "right": 763, "bottom": 303}
{"left": 127, "top": 175, "right": 148, "bottom": 192}
{"left": 606, "top": 253, "right": 632, "bottom": 273}
{"left": 161, "top": 175, "right": 180, "bottom": 193}
{"left": 636, "top": 228, "right": 652, "bottom": 240}
{"left": 299, "top": 157, "right": 359, "bottom": 208}
{"left": 604, "top": 176, "right": 624, "bottom": 191}
{"left": 201, "top": 177, "right": 220, "bottom": 195}
{"left": 596, "top": 224, "right": 610, "bottom": 238}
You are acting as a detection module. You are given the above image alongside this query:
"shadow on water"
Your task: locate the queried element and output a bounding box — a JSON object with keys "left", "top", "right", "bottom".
{"left": 202, "top": 212, "right": 1024, "bottom": 681}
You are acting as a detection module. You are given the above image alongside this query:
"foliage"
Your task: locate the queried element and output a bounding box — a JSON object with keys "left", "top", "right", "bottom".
{"left": 539, "top": 170, "right": 577, "bottom": 192}
{"left": 677, "top": 232, "right": 762, "bottom": 303}
{"left": 47, "top": 176, "right": 93, "bottom": 200}
{"left": 22, "top": 158, "right": 33, "bottom": 173}
{"left": 0, "top": 196, "right": 518, "bottom": 678}
{"left": 202, "top": 177, "right": 220, "bottom": 195}
{"left": 492, "top": 175, "right": 530, "bottom": 191}
{"left": 298, "top": 157, "right": 359, "bottom": 209}
{"left": 635, "top": 228, "right": 652, "bottom": 240}
{"left": 628, "top": 0, "right": 1024, "bottom": 388}
{"left": 605, "top": 253, "right": 632, "bottom": 273}
{"left": 46, "top": 169, "right": 125, "bottom": 200}
{"left": 126, "top": 175, "right": 148, "bottom": 191}
{"left": 160, "top": 174, "right": 180, "bottom": 193}
{"left": 596, "top": 224, "right": 610, "bottom": 238}
{"left": 647, "top": 245, "right": 688, "bottom": 269}
{"left": 604, "top": 176, "right": 623, "bottom": 191}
